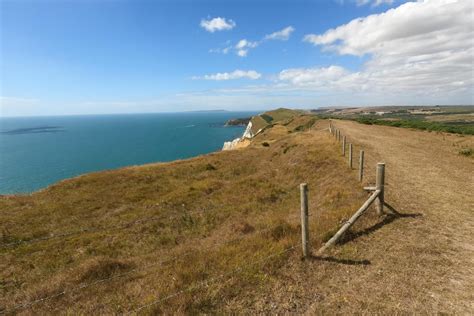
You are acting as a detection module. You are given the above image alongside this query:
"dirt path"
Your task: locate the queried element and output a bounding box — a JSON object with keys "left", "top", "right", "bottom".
{"left": 309, "top": 120, "right": 474, "bottom": 313}
{"left": 229, "top": 121, "right": 473, "bottom": 314}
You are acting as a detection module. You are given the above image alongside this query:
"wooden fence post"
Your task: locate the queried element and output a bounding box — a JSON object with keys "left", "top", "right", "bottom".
{"left": 349, "top": 144, "right": 353, "bottom": 169}
{"left": 359, "top": 150, "right": 364, "bottom": 182}
{"left": 375, "top": 163, "right": 385, "bottom": 215}
{"left": 300, "top": 183, "right": 309, "bottom": 258}
{"left": 342, "top": 136, "right": 346, "bottom": 156}
{"left": 318, "top": 188, "right": 381, "bottom": 254}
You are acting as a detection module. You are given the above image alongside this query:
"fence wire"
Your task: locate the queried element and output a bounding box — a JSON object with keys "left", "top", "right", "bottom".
{"left": 1, "top": 224, "right": 291, "bottom": 314}
{"left": 1, "top": 204, "right": 223, "bottom": 250}
{"left": 126, "top": 245, "right": 297, "bottom": 315}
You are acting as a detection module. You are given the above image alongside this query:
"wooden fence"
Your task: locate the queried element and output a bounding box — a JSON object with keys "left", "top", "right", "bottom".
{"left": 299, "top": 121, "right": 386, "bottom": 257}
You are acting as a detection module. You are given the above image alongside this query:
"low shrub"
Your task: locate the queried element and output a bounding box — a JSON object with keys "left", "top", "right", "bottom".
{"left": 459, "top": 148, "right": 473, "bottom": 157}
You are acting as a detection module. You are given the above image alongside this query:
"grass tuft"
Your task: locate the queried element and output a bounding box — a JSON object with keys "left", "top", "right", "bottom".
{"left": 459, "top": 147, "right": 473, "bottom": 157}
{"left": 78, "top": 258, "right": 134, "bottom": 283}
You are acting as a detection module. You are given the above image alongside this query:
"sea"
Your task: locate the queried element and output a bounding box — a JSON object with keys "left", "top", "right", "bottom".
{"left": 0, "top": 111, "right": 257, "bottom": 194}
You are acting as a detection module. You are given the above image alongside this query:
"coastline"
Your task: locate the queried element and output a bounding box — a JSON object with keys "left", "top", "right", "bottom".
{"left": 0, "top": 112, "right": 254, "bottom": 195}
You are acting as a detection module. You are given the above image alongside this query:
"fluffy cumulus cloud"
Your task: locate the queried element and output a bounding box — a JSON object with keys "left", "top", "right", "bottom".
{"left": 209, "top": 26, "right": 294, "bottom": 57}
{"left": 264, "top": 26, "right": 295, "bottom": 41}
{"left": 193, "top": 70, "right": 262, "bottom": 81}
{"left": 294, "top": 0, "right": 474, "bottom": 98}
{"left": 278, "top": 66, "right": 349, "bottom": 87}
{"left": 200, "top": 17, "right": 236, "bottom": 32}
{"left": 235, "top": 39, "right": 259, "bottom": 57}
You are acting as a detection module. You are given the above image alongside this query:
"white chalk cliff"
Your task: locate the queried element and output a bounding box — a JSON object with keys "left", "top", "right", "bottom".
{"left": 222, "top": 121, "right": 253, "bottom": 150}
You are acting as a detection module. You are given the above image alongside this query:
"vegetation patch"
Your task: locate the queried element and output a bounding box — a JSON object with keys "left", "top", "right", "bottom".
{"left": 293, "top": 117, "right": 317, "bottom": 132}
{"left": 459, "top": 147, "right": 473, "bottom": 157}
{"left": 316, "top": 106, "right": 474, "bottom": 135}
{"left": 205, "top": 163, "right": 217, "bottom": 171}
{"left": 354, "top": 117, "right": 474, "bottom": 135}
{"left": 78, "top": 258, "right": 134, "bottom": 283}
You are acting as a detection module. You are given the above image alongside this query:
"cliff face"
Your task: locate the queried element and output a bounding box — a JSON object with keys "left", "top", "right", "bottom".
{"left": 222, "top": 109, "right": 302, "bottom": 151}
{"left": 222, "top": 137, "right": 242, "bottom": 150}
{"left": 222, "top": 121, "right": 254, "bottom": 150}
{"left": 242, "top": 121, "right": 254, "bottom": 139}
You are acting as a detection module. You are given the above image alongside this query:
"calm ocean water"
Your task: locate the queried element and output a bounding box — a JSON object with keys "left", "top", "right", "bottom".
{"left": 0, "top": 112, "right": 256, "bottom": 194}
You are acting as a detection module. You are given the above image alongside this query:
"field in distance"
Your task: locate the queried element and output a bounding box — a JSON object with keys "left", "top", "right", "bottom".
{"left": 313, "top": 105, "right": 474, "bottom": 136}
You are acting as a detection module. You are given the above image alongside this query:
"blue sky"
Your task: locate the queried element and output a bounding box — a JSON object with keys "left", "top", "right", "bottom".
{"left": 1, "top": 0, "right": 472, "bottom": 116}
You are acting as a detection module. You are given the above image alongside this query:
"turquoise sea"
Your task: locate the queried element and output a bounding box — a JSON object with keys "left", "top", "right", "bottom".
{"left": 0, "top": 112, "right": 256, "bottom": 194}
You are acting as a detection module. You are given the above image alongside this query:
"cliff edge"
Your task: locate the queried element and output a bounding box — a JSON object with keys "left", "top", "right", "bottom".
{"left": 222, "top": 108, "right": 302, "bottom": 150}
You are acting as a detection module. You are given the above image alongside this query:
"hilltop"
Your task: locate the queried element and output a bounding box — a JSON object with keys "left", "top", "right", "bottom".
{"left": 1, "top": 108, "right": 473, "bottom": 314}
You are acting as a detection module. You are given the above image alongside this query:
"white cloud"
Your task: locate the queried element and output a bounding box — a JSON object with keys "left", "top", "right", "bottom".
{"left": 278, "top": 66, "right": 349, "bottom": 86}
{"left": 234, "top": 39, "right": 259, "bottom": 57}
{"left": 209, "top": 26, "right": 295, "bottom": 57}
{"left": 0, "top": 97, "right": 41, "bottom": 117}
{"left": 193, "top": 70, "right": 262, "bottom": 81}
{"left": 264, "top": 26, "right": 295, "bottom": 41}
{"left": 356, "top": 0, "right": 394, "bottom": 6}
{"left": 209, "top": 46, "right": 232, "bottom": 54}
{"left": 0, "top": 97, "right": 39, "bottom": 107}
{"left": 237, "top": 49, "right": 248, "bottom": 57}
{"left": 298, "top": 0, "right": 474, "bottom": 97}
{"left": 200, "top": 17, "right": 236, "bottom": 33}
{"left": 336, "top": 0, "right": 394, "bottom": 6}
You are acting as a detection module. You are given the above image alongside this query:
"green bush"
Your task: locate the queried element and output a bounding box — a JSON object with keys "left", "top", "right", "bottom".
{"left": 355, "top": 117, "right": 474, "bottom": 135}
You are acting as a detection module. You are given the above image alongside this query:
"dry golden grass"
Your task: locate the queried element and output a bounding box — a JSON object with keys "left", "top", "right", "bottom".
{"left": 0, "top": 114, "right": 375, "bottom": 314}
{"left": 425, "top": 113, "right": 474, "bottom": 122}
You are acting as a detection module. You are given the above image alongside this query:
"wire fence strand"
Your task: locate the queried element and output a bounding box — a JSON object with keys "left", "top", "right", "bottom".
{"left": 126, "top": 245, "right": 297, "bottom": 315}
{"left": 1, "top": 224, "right": 288, "bottom": 314}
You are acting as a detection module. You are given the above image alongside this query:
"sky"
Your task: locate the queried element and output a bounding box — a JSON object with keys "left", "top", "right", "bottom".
{"left": 0, "top": 0, "right": 473, "bottom": 116}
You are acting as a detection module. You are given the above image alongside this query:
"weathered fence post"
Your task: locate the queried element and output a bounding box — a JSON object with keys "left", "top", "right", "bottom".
{"left": 300, "top": 183, "right": 309, "bottom": 258}
{"left": 342, "top": 136, "right": 346, "bottom": 156}
{"left": 375, "top": 163, "right": 385, "bottom": 215}
{"left": 349, "top": 144, "right": 353, "bottom": 169}
{"left": 359, "top": 150, "right": 364, "bottom": 182}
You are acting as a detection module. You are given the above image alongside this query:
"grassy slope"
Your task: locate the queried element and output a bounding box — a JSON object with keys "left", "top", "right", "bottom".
{"left": 250, "top": 108, "right": 304, "bottom": 135}
{"left": 0, "top": 112, "right": 371, "bottom": 314}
